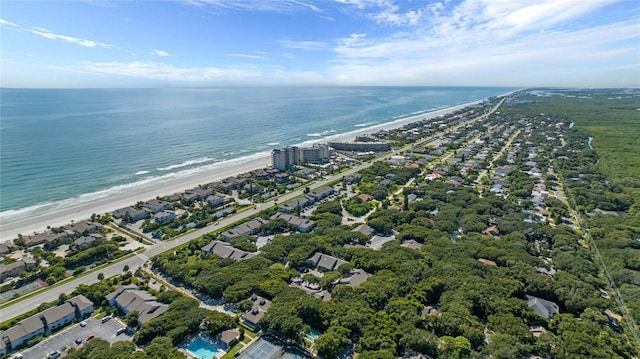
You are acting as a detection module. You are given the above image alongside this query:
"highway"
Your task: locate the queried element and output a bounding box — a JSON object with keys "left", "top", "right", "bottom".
{"left": 1, "top": 97, "right": 506, "bottom": 321}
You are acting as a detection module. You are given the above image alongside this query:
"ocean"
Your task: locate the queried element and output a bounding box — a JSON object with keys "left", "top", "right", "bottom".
{"left": 0, "top": 86, "right": 514, "bottom": 222}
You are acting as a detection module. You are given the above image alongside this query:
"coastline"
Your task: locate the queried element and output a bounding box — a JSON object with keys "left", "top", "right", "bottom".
{"left": 0, "top": 99, "right": 482, "bottom": 242}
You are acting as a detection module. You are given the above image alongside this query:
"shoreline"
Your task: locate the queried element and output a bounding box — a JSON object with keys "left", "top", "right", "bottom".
{"left": 0, "top": 99, "right": 484, "bottom": 242}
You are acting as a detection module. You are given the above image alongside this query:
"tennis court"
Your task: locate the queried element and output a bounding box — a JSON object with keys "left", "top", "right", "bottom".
{"left": 238, "top": 338, "right": 281, "bottom": 359}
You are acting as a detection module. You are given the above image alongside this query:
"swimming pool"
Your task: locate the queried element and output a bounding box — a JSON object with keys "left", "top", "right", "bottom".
{"left": 184, "top": 334, "right": 224, "bottom": 359}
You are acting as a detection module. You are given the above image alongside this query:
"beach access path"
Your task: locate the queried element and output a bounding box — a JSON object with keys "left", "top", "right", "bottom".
{"left": 1, "top": 96, "right": 507, "bottom": 321}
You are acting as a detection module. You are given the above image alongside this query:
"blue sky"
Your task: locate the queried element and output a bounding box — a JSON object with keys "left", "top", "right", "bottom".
{"left": 1, "top": 0, "right": 639, "bottom": 88}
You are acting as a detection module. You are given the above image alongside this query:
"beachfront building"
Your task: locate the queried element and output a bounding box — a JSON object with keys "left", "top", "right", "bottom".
{"left": 328, "top": 140, "right": 391, "bottom": 152}
{"left": 271, "top": 144, "right": 330, "bottom": 171}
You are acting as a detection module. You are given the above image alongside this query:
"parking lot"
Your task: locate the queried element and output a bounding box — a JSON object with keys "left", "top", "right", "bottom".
{"left": 18, "top": 316, "right": 133, "bottom": 359}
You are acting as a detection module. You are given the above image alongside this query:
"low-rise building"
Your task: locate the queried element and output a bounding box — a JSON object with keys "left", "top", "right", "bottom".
{"left": 201, "top": 240, "right": 257, "bottom": 261}
{"left": 525, "top": 295, "right": 559, "bottom": 320}
{"left": 41, "top": 302, "right": 76, "bottom": 334}
{"left": 2, "top": 314, "right": 45, "bottom": 350}
{"left": 221, "top": 218, "right": 269, "bottom": 240}
{"left": 240, "top": 294, "right": 271, "bottom": 329}
{"left": 154, "top": 210, "right": 176, "bottom": 224}
{"left": 106, "top": 285, "right": 168, "bottom": 326}
{"left": 143, "top": 199, "right": 173, "bottom": 214}
{"left": 112, "top": 207, "right": 149, "bottom": 222}
{"left": 270, "top": 213, "right": 315, "bottom": 233}
{"left": 0, "top": 257, "right": 37, "bottom": 282}
{"left": 68, "top": 294, "right": 94, "bottom": 319}
{"left": 219, "top": 328, "right": 241, "bottom": 350}
{"left": 308, "top": 252, "right": 348, "bottom": 272}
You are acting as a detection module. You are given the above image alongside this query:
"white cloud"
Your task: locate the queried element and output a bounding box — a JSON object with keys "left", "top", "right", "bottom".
{"left": 64, "top": 60, "right": 326, "bottom": 84}
{"left": 183, "top": 0, "right": 320, "bottom": 12}
{"left": 0, "top": 18, "right": 19, "bottom": 27}
{"left": 278, "top": 39, "right": 330, "bottom": 50}
{"left": 153, "top": 49, "right": 171, "bottom": 57}
{"left": 1, "top": 19, "right": 113, "bottom": 49}
{"left": 30, "top": 28, "right": 113, "bottom": 48}
{"left": 224, "top": 53, "right": 266, "bottom": 59}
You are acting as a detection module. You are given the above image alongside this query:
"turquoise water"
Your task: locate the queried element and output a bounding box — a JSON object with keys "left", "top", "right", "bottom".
{"left": 0, "top": 87, "right": 514, "bottom": 219}
{"left": 186, "top": 336, "right": 222, "bottom": 359}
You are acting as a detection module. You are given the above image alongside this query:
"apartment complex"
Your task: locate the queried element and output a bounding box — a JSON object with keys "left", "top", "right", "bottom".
{"left": 271, "top": 144, "right": 329, "bottom": 171}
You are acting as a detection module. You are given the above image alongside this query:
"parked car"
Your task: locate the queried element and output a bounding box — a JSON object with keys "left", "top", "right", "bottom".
{"left": 85, "top": 334, "right": 95, "bottom": 342}
{"left": 116, "top": 327, "right": 126, "bottom": 335}
{"left": 75, "top": 337, "right": 84, "bottom": 345}
{"left": 79, "top": 321, "right": 87, "bottom": 327}
{"left": 101, "top": 315, "right": 111, "bottom": 323}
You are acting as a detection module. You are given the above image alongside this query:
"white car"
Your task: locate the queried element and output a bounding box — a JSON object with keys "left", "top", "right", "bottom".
{"left": 79, "top": 321, "right": 87, "bottom": 327}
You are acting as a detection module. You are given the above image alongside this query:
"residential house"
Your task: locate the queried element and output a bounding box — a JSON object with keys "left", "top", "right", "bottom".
{"left": 482, "top": 225, "right": 500, "bottom": 237}
{"left": 278, "top": 196, "right": 314, "bottom": 213}
{"left": 478, "top": 258, "right": 498, "bottom": 267}
{"left": 358, "top": 193, "right": 374, "bottom": 202}
{"left": 220, "top": 218, "right": 269, "bottom": 240}
{"left": 218, "top": 329, "right": 241, "bottom": 350}
{"left": 154, "top": 210, "right": 176, "bottom": 224}
{"left": 274, "top": 173, "right": 290, "bottom": 184}
{"left": 354, "top": 224, "right": 374, "bottom": 237}
{"left": 206, "top": 194, "right": 225, "bottom": 208}
{"left": 240, "top": 294, "right": 271, "bottom": 329}
{"left": 337, "top": 268, "right": 370, "bottom": 287}
{"left": 106, "top": 285, "right": 168, "bottom": 326}
{"left": 143, "top": 199, "right": 173, "bottom": 214}
{"left": 68, "top": 294, "right": 94, "bottom": 319}
{"left": 308, "top": 187, "right": 334, "bottom": 201}
{"left": 181, "top": 192, "right": 200, "bottom": 205}
{"left": 401, "top": 240, "right": 423, "bottom": 250}
{"left": 41, "top": 302, "right": 76, "bottom": 334}
{"left": 72, "top": 234, "right": 102, "bottom": 250}
{"left": 112, "top": 207, "right": 149, "bottom": 222}
{"left": 2, "top": 314, "right": 45, "bottom": 349}
{"left": 0, "top": 257, "right": 37, "bottom": 282}
{"left": 64, "top": 221, "right": 103, "bottom": 235}
{"left": 525, "top": 295, "right": 559, "bottom": 320}
{"left": 0, "top": 243, "right": 13, "bottom": 255}
{"left": 308, "top": 252, "right": 348, "bottom": 272}
{"left": 270, "top": 213, "right": 315, "bottom": 233}
{"left": 201, "top": 240, "right": 257, "bottom": 261}
{"left": 22, "top": 231, "right": 67, "bottom": 248}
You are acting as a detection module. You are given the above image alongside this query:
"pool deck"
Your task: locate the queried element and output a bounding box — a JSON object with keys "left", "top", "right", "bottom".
{"left": 180, "top": 332, "right": 227, "bottom": 359}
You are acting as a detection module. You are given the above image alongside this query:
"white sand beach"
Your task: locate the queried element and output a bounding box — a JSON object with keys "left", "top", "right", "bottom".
{"left": 0, "top": 100, "right": 481, "bottom": 242}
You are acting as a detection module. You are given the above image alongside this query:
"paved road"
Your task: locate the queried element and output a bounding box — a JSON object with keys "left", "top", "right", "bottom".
{"left": 1, "top": 98, "right": 506, "bottom": 321}
{"left": 0, "top": 156, "right": 376, "bottom": 321}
